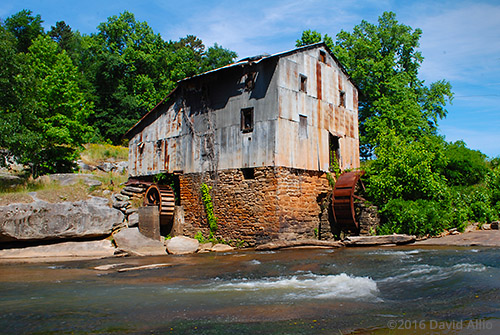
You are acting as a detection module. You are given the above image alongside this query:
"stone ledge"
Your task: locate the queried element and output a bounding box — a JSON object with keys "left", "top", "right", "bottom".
{"left": 343, "top": 234, "right": 416, "bottom": 246}
{"left": 255, "top": 239, "right": 344, "bottom": 251}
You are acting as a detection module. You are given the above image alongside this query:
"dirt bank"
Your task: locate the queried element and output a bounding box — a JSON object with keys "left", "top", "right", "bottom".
{"left": 415, "top": 230, "right": 500, "bottom": 247}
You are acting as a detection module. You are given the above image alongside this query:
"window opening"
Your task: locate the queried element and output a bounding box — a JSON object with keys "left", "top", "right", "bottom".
{"left": 241, "top": 167, "right": 255, "bottom": 180}
{"left": 319, "top": 50, "right": 326, "bottom": 63}
{"left": 339, "top": 90, "right": 346, "bottom": 107}
{"left": 241, "top": 107, "right": 254, "bottom": 133}
{"left": 329, "top": 134, "right": 340, "bottom": 170}
{"left": 299, "top": 115, "right": 308, "bottom": 139}
{"left": 300, "top": 74, "right": 307, "bottom": 93}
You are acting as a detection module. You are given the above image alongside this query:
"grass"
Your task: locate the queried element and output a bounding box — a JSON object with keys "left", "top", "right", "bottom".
{"left": 0, "top": 142, "right": 130, "bottom": 206}
{"left": 79, "top": 143, "right": 128, "bottom": 165}
{"left": 0, "top": 170, "right": 129, "bottom": 206}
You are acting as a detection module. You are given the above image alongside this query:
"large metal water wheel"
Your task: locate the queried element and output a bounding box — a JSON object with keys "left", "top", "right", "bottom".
{"left": 332, "top": 171, "right": 365, "bottom": 234}
{"left": 144, "top": 184, "right": 175, "bottom": 226}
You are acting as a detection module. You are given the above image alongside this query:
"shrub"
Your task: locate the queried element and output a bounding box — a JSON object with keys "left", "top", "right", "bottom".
{"left": 444, "top": 141, "right": 488, "bottom": 186}
{"left": 378, "top": 198, "right": 453, "bottom": 236}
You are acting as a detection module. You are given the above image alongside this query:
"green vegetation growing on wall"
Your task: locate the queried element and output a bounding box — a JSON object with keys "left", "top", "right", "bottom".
{"left": 200, "top": 183, "right": 218, "bottom": 238}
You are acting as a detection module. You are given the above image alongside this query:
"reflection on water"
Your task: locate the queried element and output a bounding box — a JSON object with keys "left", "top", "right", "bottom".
{"left": 0, "top": 246, "right": 499, "bottom": 334}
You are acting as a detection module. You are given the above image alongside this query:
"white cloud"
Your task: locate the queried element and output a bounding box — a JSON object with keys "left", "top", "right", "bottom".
{"left": 159, "top": 0, "right": 363, "bottom": 57}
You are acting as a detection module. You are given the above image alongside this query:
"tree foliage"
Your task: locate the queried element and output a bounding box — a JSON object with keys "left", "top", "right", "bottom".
{"left": 0, "top": 9, "right": 237, "bottom": 174}
{"left": 4, "top": 9, "right": 44, "bottom": 52}
{"left": 333, "top": 12, "right": 453, "bottom": 157}
{"left": 298, "top": 12, "right": 497, "bottom": 236}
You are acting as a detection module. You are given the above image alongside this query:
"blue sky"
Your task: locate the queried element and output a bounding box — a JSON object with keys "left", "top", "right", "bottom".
{"left": 2, "top": 0, "right": 499, "bottom": 157}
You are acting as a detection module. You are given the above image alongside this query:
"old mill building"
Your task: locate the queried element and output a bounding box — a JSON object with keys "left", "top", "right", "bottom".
{"left": 125, "top": 42, "right": 360, "bottom": 245}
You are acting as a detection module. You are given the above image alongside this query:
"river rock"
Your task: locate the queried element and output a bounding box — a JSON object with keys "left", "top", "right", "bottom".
{"left": 97, "top": 162, "right": 115, "bottom": 172}
{"left": 113, "top": 193, "right": 130, "bottom": 202}
{"left": 115, "top": 161, "right": 128, "bottom": 174}
{"left": 0, "top": 240, "right": 115, "bottom": 259}
{"left": 0, "top": 197, "right": 124, "bottom": 243}
{"left": 198, "top": 242, "right": 213, "bottom": 253}
{"left": 165, "top": 236, "right": 199, "bottom": 255}
{"left": 112, "top": 200, "right": 129, "bottom": 209}
{"left": 123, "top": 185, "right": 146, "bottom": 193}
{"left": 256, "top": 239, "right": 345, "bottom": 251}
{"left": 113, "top": 228, "right": 166, "bottom": 256}
{"left": 76, "top": 160, "right": 96, "bottom": 172}
{"left": 127, "top": 212, "right": 139, "bottom": 227}
{"left": 211, "top": 244, "right": 234, "bottom": 252}
{"left": 343, "top": 234, "right": 416, "bottom": 246}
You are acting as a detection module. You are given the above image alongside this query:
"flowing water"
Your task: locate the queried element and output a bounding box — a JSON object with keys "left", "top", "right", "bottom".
{"left": 0, "top": 246, "right": 499, "bottom": 334}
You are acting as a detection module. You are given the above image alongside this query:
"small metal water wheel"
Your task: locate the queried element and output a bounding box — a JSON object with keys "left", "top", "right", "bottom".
{"left": 332, "top": 171, "right": 365, "bottom": 234}
{"left": 144, "top": 184, "right": 175, "bottom": 225}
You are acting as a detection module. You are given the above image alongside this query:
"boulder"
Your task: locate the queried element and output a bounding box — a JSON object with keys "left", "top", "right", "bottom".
{"left": 166, "top": 236, "right": 199, "bottom": 255}
{"left": 97, "top": 162, "right": 115, "bottom": 172}
{"left": 127, "top": 212, "right": 139, "bottom": 227}
{"left": 112, "top": 200, "right": 129, "bottom": 209}
{"left": 198, "top": 242, "right": 213, "bottom": 253}
{"left": 211, "top": 244, "right": 234, "bottom": 252}
{"left": 115, "top": 161, "right": 128, "bottom": 174}
{"left": 0, "top": 197, "right": 124, "bottom": 243}
{"left": 113, "top": 193, "right": 130, "bottom": 202}
{"left": 113, "top": 228, "right": 166, "bottom": 256}
{"left": 0, "top": 240, "right": 115, "bottom": 259}
{"left": 76, "top": 160, "right": 96, "bottom": 172}
{"left": 123, "top": 186, "right": 146, "bottom": 193}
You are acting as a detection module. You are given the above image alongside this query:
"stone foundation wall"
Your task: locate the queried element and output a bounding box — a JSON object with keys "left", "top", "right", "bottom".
{"left": 179, "top": 167, "right": 331, "bottom": 245}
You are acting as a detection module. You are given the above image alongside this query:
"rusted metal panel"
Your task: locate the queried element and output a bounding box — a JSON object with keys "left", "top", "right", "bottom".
{"left": 128, "top": 43, "right": 360, "bottom": 178}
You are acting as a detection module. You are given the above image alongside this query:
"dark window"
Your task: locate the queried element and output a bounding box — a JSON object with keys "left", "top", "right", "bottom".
{"left": 339, "top": 90, "right": 346, "bottom": 107}
{"left": 300, "top": 74, "right": 307, "bottom": 93}
{"left": 241, "top": 107, "right": 254, "bottom": 133}
{"left": 299, "top": 115, "right": 308, "bottom": 139}
{"left": 329, "top": 133, "right": 340, "bottom": 170}
{"left": 319, "top": 50, "right": 326, "bottom": 63}
{"left": 241, "top": 167, "right": 255, "bottom": 179}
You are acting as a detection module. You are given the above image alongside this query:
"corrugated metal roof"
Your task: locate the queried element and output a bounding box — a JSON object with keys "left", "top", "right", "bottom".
{"left": 124, "top": 42, "right": 354, "bottom": 139}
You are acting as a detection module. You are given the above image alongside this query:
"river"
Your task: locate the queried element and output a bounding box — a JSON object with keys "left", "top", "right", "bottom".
{"left": 0, "top": 246, "right": 498, "bottom": 334}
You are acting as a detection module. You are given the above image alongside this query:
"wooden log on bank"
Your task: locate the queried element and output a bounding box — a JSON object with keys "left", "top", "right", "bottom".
{"left": 343, "top": 234, "right": 416, "bottom": 246}
{"left": 256, "top": 239, "right": 345, "bottom": 251}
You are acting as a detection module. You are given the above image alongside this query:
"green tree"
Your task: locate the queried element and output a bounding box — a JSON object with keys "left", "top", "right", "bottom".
{"left": 4, "top": 9, "right": 44, "bottom": 53}
{"left": 443, "top": 141, "right": 489, "bottom": 186}
{"left": 85, "top": 11, "right": 169, "bottom": 143}
{"left": 202, "top": 43, "right": 238, "bottom": 72}
{"left": 332, "top": 12, "right": 453, "bottom": 157}
{"left": 296, "top": 29, "right": 334, "bottom": 50}
{"left": 365, "top": 130, "right": 448, "bottom": 204}
{"left": 0, "top": 35, "right": 94, "bottom": 176}
{"left": 85, "top": 11, "right": 237, "bottom": 143}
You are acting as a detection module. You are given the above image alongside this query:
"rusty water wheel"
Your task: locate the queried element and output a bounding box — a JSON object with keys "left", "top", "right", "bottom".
{"left": 332, "top": 171, "right": 365, "bottom": 234}
{"left": 144, "top": 184, "right": 175, "bottom": 227}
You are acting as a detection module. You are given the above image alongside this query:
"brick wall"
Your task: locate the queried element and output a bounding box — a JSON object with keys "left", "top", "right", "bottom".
{"left": 179, "top": 167, "right": 331, "bottom": 245}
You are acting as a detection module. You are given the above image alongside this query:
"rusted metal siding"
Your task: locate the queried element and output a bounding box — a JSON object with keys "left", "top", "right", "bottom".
{"left": 128, "top": 59, "right": 280, "bottom": 177}
{"left": 128, "top": 44, "right": 360, "bottom": 177}
{"left": 275, "top": 47, "right": 360, "bottom": 171}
